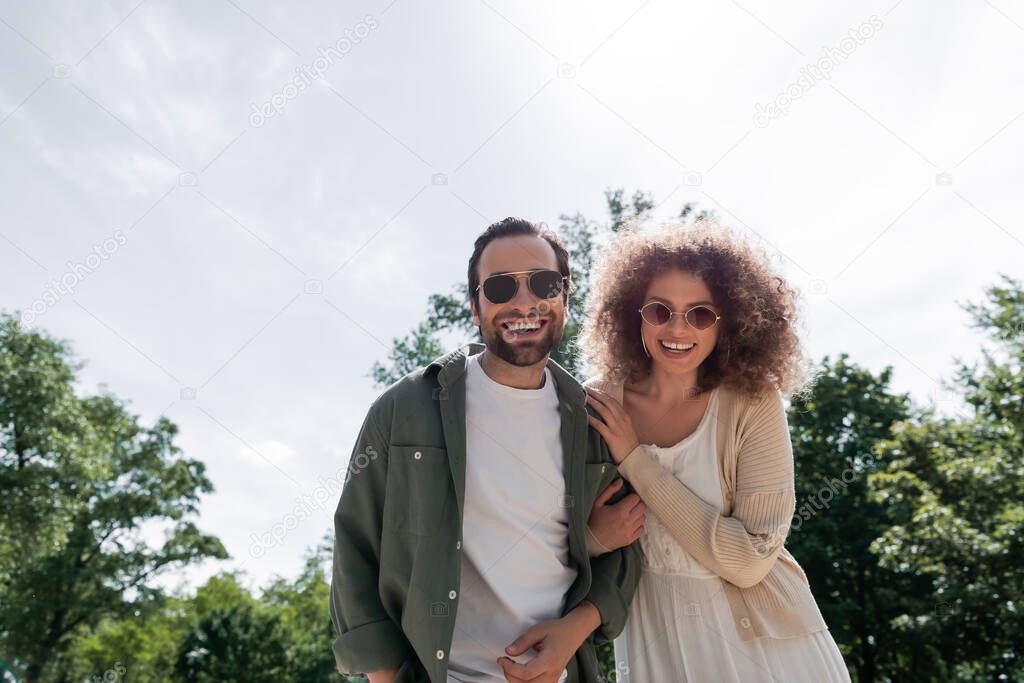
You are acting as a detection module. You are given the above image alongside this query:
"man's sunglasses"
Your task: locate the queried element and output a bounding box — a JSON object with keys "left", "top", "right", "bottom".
{"left": 639, "top": 301, "right": 721, "bottom": 330}
{"left": 476, "top": 269, "right": 569, "bottom": 304}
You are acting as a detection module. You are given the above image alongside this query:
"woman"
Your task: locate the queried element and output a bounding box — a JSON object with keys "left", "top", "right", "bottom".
{"left": 579, "top": 220, "right": 849, "bottom": 682}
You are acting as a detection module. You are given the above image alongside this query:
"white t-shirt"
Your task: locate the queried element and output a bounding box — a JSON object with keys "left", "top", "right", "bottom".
{"left": 446, "top": 352, "right": 576, "bottom": 682}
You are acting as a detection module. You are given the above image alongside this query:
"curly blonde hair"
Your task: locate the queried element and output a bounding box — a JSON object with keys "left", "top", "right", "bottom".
{"left": 577, "top": 219, "right": 811, "bottom": 399}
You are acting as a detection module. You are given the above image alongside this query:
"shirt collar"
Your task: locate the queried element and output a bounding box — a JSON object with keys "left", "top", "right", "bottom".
{"left": 429, "top": 341, "right": 585, "bottom": 405}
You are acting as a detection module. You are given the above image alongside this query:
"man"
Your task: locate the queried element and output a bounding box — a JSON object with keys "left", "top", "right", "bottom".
{"left": 330, "top": 217, "right": 644, "bottom": 682}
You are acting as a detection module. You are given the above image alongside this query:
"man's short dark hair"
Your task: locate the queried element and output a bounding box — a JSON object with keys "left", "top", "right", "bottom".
{"left": 467, "top": 217, "right": 571, "bottom": 309}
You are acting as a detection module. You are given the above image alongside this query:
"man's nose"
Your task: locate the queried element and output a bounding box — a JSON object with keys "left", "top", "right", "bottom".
{"left": 509, "top": 275, "right": 538, "bottom": 308}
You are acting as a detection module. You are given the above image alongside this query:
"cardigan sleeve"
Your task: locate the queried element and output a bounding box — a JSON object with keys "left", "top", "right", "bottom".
{"left": 616, "top": 389, "right": 795, "bottom": 588}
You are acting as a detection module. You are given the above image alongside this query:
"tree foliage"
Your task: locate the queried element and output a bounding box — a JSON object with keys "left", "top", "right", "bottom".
{"left": 0, "top": 313, "right": 227, "bottom": 682}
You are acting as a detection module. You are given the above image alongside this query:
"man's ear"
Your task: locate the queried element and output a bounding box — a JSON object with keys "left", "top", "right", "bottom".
{"left": 469, "top": 295, "right": 481, "bottom": 327}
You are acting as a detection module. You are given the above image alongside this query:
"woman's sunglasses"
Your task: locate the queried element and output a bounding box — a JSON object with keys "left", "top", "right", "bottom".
{"left": 639, "top": 301, "right": 720, "bottom": 330}
{"left": 476, "top": 269, "right": 569, "bottom": 304}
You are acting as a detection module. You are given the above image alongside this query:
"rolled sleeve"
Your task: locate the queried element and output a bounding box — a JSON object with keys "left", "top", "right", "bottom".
{"left": 584, "top": 536, "right": 643, "bottom": 643}
{"left": 330, "top": 614, "right": 414, "bottom": 674}
{"left": 330, "top": 396, "right": 414, "bottom": 675}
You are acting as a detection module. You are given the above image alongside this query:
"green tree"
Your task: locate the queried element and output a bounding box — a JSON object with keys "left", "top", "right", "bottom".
{"left": 0, "top": 312, "right": 227, "bottom": 682}
{"left": 66, "top": 547, "right": 350, "bottom": 683}
{"left": 785, "top": 355, "right": 913, "bottom": 681}
{"left": 867, "top": 274, "right": 1024, "bottom": 681}
{"left": 66, "top": 573, "right": 257, "bottom": 682}
{"left": 67, "top": 598, "right": 184, "bottom": 683}
{"left": 260, "top": 539, "right": 344, "bottom": 682}
{"left": 175, "top": 598, "right": 289, "bottom": 682}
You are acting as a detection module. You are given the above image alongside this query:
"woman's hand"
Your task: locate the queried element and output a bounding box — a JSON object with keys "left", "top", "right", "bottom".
{"left": 584, "top": 386, "right": 640, "bottom": 465}
{"left": 588, "top": 478, "right": 646, "bottom": 551}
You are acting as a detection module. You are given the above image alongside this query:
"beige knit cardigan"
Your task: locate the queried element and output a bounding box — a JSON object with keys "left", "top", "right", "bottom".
{"left": 583, "top": 376, "right": 829, "bottom": 641}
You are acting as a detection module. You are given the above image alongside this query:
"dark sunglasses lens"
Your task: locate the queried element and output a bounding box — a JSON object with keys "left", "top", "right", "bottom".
{"left": 642, "top": 302, "right": 672, "bottom": 325}
{"left": 530, "top": 270, "right": 564, "bottom": 299}
{"left": 482, "top": 275, "right": 517, "bottom": 303}
{"left": 688, "top": 306, "right": 718, "bottom": 329}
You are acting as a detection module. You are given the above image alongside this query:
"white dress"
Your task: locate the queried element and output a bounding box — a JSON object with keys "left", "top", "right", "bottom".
{"left": 613, "top": 387, "right": 850, "bottom": 683}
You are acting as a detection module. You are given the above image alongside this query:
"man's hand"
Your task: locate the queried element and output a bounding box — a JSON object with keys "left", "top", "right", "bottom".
{"left": 367, "top": 668, "right": 398, "bottom": 683}
{"left": 497, "top": 602, "right": 602, "bottom": 682}
{"left": 588, "top": 479, "right": 646, "bottom": 552}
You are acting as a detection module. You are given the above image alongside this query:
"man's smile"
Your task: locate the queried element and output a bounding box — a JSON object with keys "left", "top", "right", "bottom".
{"left": 500, "top": 318, "right": 549, "bottom": 339}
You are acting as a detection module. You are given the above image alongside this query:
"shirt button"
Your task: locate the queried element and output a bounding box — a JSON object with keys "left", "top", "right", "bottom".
{"left": 740, "top": 617, "right": 751, "bottom": 629}
{"left": 456, "top": 540, "right": 461, "bottom": 550}
{"left": 414, "top": 451, "right": 422, "bottom": 460}
{"left": 449, "top": 590, "right": 457, "bottom": 599}
{"left": 600, "top": 464, "right": 606, "bottom": 473}
{"left": 436, "top": 649, "right": 445, "bottom": 660}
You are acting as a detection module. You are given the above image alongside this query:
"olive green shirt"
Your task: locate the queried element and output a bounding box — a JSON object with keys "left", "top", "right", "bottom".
{"left": 330, "top": 342, "right": 643, "bottom": 682}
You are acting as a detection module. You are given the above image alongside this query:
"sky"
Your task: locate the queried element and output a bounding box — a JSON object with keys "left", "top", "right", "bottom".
{"left": 1, "top": 0, "right": 1022, "bottom": 594}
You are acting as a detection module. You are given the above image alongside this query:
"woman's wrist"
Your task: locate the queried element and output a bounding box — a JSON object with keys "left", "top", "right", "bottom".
{"left": 616, "top": 442, "right": 643, "bottom": 467}
{"left": 586, "top": 524, "right": 613, "bottom": 554}
{"left": 612, "top": 440, "right": 639, "bottom": 464}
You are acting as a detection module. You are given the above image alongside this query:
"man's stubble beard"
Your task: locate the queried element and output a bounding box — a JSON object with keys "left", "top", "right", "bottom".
{"left": 481, "top": 316, "right": 565, "bottom": 367}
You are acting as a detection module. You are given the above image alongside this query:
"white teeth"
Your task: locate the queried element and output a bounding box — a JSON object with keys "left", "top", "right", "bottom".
{"left": 660, "top": 340, "right": 695, "bottom": 351}
{"left": 505, "top": 320, "right": 541, "bottom": 332}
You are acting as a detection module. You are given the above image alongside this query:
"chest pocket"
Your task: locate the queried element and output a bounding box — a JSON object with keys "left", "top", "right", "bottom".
{"left": 383, "top": 445, "right": 451, "bottom": 537}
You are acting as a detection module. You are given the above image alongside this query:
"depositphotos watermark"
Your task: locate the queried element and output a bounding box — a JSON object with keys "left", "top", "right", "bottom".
{"left": 20, "top": 229, "right": 128, "bottom": 328}
{"left": 753, "top": 15, "right": 883, "bottom": 128}
{"left": 248, "top": 445, "right": 379, "bottom": 558}
{"left": 790, "top": 454, "right": 876, "bottom": 532}
{"left": 85, "top": 663, "right": 126, "bottom": 683}
{"left": 249, "top": 15, "right": 379, "bottom": 127}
